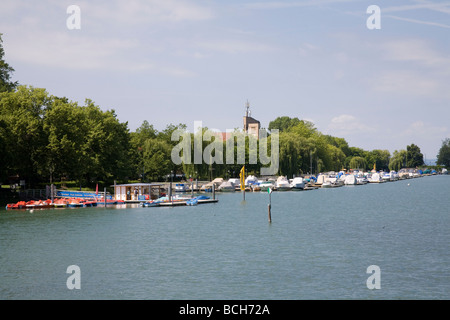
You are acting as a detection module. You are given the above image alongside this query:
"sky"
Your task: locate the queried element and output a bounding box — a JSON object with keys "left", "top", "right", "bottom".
{"left": 1, "top": 0, "right": 449, "bottom": 162}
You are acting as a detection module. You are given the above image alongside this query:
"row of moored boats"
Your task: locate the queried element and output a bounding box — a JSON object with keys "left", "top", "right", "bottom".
{"left": 6, "top": 198, "right": 125, "bottom": 210}
{"left": 173, "top": 168, "right": 446, "bottom": 192}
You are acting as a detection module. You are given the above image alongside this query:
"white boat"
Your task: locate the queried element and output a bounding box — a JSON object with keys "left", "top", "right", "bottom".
{"left": 390, "top": 171, "right": 399, "bottom": 181}
{"left": 245, "top": 175, "right": 259, "bottom": 187}
{"left": 321, "top": 181, "right": 333, "bottom": 188}
{"left": 344, "top": 174, "right": 357, "bottom": 185}
{"left": 290, "top": 177, "right": 305, "bottom": 190}
{"left": 328, "top": 175, "right": 343, "bottom": 186}
{"left": 381, "top": 172, "right": 391, "bottom": 182}
{"left": 174, "top": 183, "right": 188, "bottom": 192}
{"left": 316, "top": 174, "right": 327, "bottom": 185}
{"left": 218, "top": 180, "right": 236, "bottom": 192}
{"left": 276, "top": 176, "right": 291, "bottom": 191}
{"left": 200, "top": 182, "right": 214, "bottom": 192}
{"left": 356, "top": 175, "right": 368, "bottom": 184}
{"left": 259, "top": 180, "right": 275, "bottom": 192}
{"left": 369, "top": 172, "right": 382, "bottom": 183}
{"left": 228, "top": 178, "right": 241, "bottom": 190}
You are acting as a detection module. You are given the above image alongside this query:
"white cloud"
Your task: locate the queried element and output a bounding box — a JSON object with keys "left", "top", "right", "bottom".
{"left": 366, "top": 39, "right": 450, "bottom": 97}
{"left": 381, "top": 1, "right": 450, "bottom": 29}
{"left": 195, "top": 39, "right": 277, "bottom": 54}
{"left": 397, "top": 121, "right": 449, "bottom": 157}
{"left": 380, "top": 39, "right": 450, "bottom": 67}
{"left": 383, "top": 2, "right": 450, "bottom": 14}
{"left": 0, "top": 0, "right": 212, "bottom": 76}
{"left": 385, "top": 15, "right": 450, "bottom": 29}
{"left": 327, "top": 114, "right": 375, "bottom": 135}
{"left": 371, "top": 70, "right": 440, "bottom": 96}
{"left": 80, "top": 0, "right": 214, "bottom": 25}
{"left": 401, "top": 121, "right": 448, "bottom": 137}
{"left": 244, "top": 0, "right": 359, "bottom": 10}
{"left": 298, "top": 43, "right": 321, "bottom": 57}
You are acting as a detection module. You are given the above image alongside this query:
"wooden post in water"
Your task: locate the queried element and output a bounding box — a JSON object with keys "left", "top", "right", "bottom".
{"left": 268, "top": 187, "right": 272, "bottom": 223}
{"left": 212, "top": 183, "right": 215, "bottom": 200}
{"left": 104, "top": 187, "right": 107, "bottom": 206}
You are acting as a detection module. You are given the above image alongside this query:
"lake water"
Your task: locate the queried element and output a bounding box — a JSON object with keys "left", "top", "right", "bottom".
{"left": 1, "top": 175, "right": 449, "bottom": 300}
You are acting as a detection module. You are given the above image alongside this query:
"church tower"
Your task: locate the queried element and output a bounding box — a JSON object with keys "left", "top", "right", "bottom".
{"left": 243, "top": 100, "right": 260, "bottom": 139}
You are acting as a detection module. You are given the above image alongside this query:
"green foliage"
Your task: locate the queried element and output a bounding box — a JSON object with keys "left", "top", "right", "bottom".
{"left": 0, "top": 86, "right": 131, "bottom": 187}
{"left": 389, "top": 150, "right": 407, "bottom": 171}
{"left": 268, "top": 116, "right": 301, "bottom": 133}
{"left": 366, "top": 149, "right": 391, "bottom": 171}
{"left": 406, "top": 144, "right": 424, "bottom": 168}
{"left": 349, "top": 156, "right": 367, "bottom": 170}
{"left": 436, "top": 138, "right": 450, "bottom": 167}
{"left": 0, "top": 33, "right": 18, "bottom": 93}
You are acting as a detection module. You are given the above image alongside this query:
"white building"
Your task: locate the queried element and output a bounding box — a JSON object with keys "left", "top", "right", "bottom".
{"left": 113, "top": 183, "right": 163, "bottom": 201}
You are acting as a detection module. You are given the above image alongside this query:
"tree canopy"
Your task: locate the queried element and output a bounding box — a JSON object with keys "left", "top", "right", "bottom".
{"left": 437, "top": 138, "right": 450, "bottom": 167}
{"left": 0, "top": 33, "right": 18, "bottom": 93}
{"left": 0, "top": 86, "right": 131, "bottom": 186}
{"left": 406, "top": 143, "right": 424, "bottom": 168}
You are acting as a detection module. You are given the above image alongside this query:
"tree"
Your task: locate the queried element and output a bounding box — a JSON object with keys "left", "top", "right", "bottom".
{"left": 389, "top": 150, "right": 407, "bottom": 171}
{"left": 0, "top": 86, "right": 51, "bottom": 185}
{"left": 324, "top": 135, "right": 351, "bottom": 157}
{"left": 349, "top": 156, "right": 367, "bottom": 170}
{"left": 278, "top": 132, "right": 302, "bottom": 177}
{"left": 406, "top": 144, "right": 424, "bottom": 168}
{"left": 0, "top": 33, "right": 18, "bottom": 92}
{"left": 79, "top": 100, "right": 131, "bottom": 184}
{"left": 268, "top": 116, "right": 301, "bottom": 133}
{"left": 142, "top": 138, "right": 172, "bottom": 181}
{"left": 366, "top": 149, "right": 390, "bottom": 171}
{"left": 437, "top": 138, "right": 450, "bottom": 167}
{"left": 42, "top": 97, "right": 86, "bottom": 183}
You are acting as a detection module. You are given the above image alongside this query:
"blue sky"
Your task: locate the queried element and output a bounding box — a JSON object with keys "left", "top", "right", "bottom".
{"left": 1, "top": 0, "right": 449, "bottom": 161}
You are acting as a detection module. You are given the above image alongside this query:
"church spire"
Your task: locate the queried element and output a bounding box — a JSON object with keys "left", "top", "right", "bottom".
{"left": 245, "top": 99, "right": 250, "bottom": 117}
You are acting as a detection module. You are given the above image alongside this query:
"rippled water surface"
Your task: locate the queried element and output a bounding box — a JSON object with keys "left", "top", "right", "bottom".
{"left": 1, "top": 175, "right": 449, "bottom": 299}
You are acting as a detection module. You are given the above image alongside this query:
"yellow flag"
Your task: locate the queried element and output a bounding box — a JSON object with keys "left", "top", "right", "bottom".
{"left": 239, "top": 165, "right": 245, "bottom": 190}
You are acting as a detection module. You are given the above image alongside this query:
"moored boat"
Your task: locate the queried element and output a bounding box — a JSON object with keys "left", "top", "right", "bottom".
{"left": 54, "top": 198, "right": 69, "bottom": 208}
{"left": 26, "top": 199, "right": 53, "bottom": 209}
{"left": 290, "top": 177, "right": 305, "bottom": 190}
{"left": 218, "top": 180, "right": 236, "bottom": 192}
{"left": 321, "top": 181, "right": 333, "bottom": 188}
{"left": 344, "top": 174, "right": 357, "bottom": 185}
{"left": 276, "top": 176, "right": 291, "bottom": 191}
{"left": 174, "top": 183, "right": 188, "bottom": 192}
{"left": 259, "top": 180, "right": 275, "bottom": 192}
{"left": 6, "top": 201, "right": 27, "bottom": 210}
{"left": 68, "top": 198, "right": 84, "bottom": 207}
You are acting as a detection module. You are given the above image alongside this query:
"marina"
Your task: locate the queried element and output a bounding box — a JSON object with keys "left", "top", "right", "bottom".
{"left": 4, "top": 168, "right": 447, "bottom": 210}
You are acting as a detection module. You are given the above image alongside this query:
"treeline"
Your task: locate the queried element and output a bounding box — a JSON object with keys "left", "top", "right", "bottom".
{"left": 270, "top": 116, "right": 425, "bottom": 176}
{"left": 0, "top": 85, "right": 427, "bottom": 188}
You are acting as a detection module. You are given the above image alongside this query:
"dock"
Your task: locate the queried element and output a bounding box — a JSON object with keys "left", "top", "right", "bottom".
{"left": 158, "top": 198, "right": 219, "bottom": 207}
